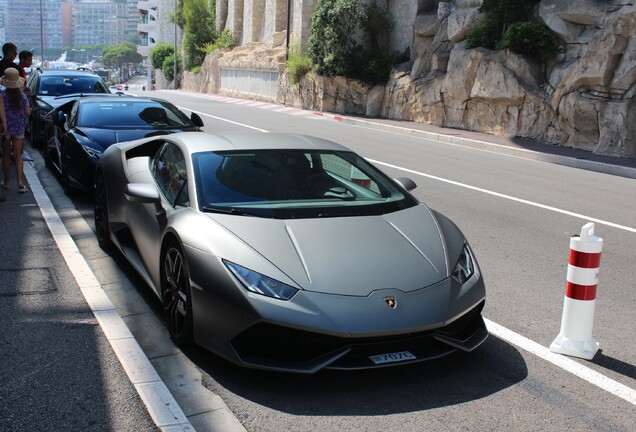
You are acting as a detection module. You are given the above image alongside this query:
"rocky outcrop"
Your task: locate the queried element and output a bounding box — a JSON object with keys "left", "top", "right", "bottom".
{"left": 173, "top": 0, "right": 636, "bottom": 158}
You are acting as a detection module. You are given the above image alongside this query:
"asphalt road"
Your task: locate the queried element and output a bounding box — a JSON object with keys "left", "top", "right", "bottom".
{"left": 62, "top": 85, "right": 635, "bottom": 431}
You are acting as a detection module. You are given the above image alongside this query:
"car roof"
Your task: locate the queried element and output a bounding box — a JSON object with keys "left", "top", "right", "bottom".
{"left": 33, "top": 68, "right": 101, "bottom": 77}
{"left": 165, "top": 131, "right": 350, "bottom": 153}
{"left": 75, "top": 95, "right": 169, "bottom": 105}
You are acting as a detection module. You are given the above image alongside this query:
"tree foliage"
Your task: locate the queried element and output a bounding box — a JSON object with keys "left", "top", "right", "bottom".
{"left": 162, "top": 53, "right": 181, "bottom": 82}
{"left": 307, "top": 0, "right": 366, "bottom": 77}
{"left": 102, "top": 42, "right": 143, "bottom": 69}
{"left": 201, "top": 29, "right": 234, "bottom": 54}
{"left": 306, "top": 0, "right": 407, "bottom": 84}
{"left": 150, "top": 44, "right": 174, "bottom": 70}
{"left": 183, "top": 0, "right": 215, "bottom": 70}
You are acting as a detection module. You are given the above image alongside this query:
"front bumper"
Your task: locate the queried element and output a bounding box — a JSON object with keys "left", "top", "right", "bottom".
{"left": 231, "top": 300, "right": 487, "bottom": 373}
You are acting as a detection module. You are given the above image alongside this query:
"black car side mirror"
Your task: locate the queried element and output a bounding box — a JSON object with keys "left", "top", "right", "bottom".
{"left": 56, "top": 111, "right": 67, "bottom": 126}
{"left": 190, "top": 113, "right": 204, "bottom": 128}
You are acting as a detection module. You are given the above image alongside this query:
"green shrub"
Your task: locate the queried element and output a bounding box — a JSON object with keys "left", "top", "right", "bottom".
{"left": 307, "top": 0, "right": 366, "bottom": 77}
{"left": 465, "top": 16, "right": 501, "bottom": 50}
{"left": 183, "top": 0, "right": 214, "bottom": 70}
{"left": 150, "top": 44, "right": 174, "bottom": 70}
{"left": 202, "top": 30, "right": 235, "bottom": 54}
{"left": 286, "top": 45, "right": 313, "bottom": 84}
{"left": 190, "top": 65, "right": 201, "bottom": 74}
{"left": 307, "top": 0, "right": 405, "bottom": 84}
{"left": 497, "top": 21, "right": 557, "bottom": 61}
{"left": 162, "top": 54, "right": 181, "bottom": 82}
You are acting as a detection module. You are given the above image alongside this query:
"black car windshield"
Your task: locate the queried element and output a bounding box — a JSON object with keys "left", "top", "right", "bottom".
{"left": 193, "top": 150, "right": 418, "bottom": 218}
{"left": 38, "top": 76, "right": 109, "bottom": 96}
{"left": 78, "top": 101, "right": 193, "bottom": 129}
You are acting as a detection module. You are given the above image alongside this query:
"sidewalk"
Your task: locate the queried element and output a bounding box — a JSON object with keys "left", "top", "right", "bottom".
{"left": 0, "top": 146, "right": 161, "bottom": 431}
{"left": 0, "top": 141, "right": 246, "bottom": 432}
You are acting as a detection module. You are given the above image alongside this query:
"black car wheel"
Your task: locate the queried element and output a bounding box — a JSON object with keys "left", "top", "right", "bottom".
{"left": 59, "top": 149, "right": 71, "bottom": 194}
{"left": 94, "top": 172, "right": 113, "bottom": 251}
{"left": 161, "top": 241, "right": 194, "bottom": 345}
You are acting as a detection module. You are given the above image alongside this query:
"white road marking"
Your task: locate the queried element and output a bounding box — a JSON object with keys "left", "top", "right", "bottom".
{"left": 370, "top": 159, "right": 636, "bottom": 234}
{"left": 23, "top": 163, "right": 194, "bottom": 431}
{"left": 178, "top": 106, "right": 268, "bottom": 132}
{"left": 486, "top": 319, "right": 636, "bottom": 406}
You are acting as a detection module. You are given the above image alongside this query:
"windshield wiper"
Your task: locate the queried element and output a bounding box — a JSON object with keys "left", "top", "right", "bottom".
{"left": 202, "top": 205, "right": 255, "bottom": 216}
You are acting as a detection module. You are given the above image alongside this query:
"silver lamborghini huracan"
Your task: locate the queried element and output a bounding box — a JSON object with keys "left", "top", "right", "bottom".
{"left": 95, "top": 131, "right": 488, "bottom": 373}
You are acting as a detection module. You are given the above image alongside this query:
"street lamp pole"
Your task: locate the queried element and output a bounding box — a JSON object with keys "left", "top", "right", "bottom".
{"left": 39, "top": 0, "right": 44, "bottom": 64}
{"left": 174, "top": 0, "right": 178, "bottom": 89}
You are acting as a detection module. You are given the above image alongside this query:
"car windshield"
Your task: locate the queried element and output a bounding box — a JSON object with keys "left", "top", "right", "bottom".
{"left": 193, "top": 149, "right": 418, "bottom": 218}
{"left": 38, "top": 76, "right": 109, "bottom": 96}
{"left": 78, "top": 101, "right": 193, "bottom": 129}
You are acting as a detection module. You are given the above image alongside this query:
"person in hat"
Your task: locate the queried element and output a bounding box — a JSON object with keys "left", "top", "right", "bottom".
{"left": 1, "top": 67, "right": 30, "bottom": 193}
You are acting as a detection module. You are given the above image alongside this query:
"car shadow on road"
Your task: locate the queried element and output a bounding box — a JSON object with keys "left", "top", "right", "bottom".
{"left": 189, "top": 335, "right": 527, "bottom": 415}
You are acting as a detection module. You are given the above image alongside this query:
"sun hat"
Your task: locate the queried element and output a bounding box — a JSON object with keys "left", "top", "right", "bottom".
{"left": 1, "top": 68, "right": 25, "bottom": 89}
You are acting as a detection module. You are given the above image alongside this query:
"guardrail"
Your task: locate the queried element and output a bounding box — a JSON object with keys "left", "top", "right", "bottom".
{"left": 220, "top": 68, "right": 279, "bottom": 99}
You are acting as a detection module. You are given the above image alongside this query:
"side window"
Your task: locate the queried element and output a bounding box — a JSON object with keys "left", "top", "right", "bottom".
{"left": 150, "top": 142, "right": 189, "bottom": 207}
{"left": 68, "top": 101, "right": 80, "bottom": 128}
{"left": 27, "top": 75, "right": 38, "bottom": 94}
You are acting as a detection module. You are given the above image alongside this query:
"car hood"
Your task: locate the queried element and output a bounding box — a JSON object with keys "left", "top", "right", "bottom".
{"left": 37, "top": 95, "right": 72, "bottom": 109}
{"left": 79, "top": 127, "right": 195, "bottom": 150}
{"left": 210, "top": 205, "right": 450, "bottom": 296}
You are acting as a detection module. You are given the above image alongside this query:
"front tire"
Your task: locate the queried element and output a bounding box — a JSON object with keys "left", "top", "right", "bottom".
{"left": 161, "top": 241, "right": 194, "bottom": 345}
{"left": 94, "top": 172, "right": 113, "bottom": 251}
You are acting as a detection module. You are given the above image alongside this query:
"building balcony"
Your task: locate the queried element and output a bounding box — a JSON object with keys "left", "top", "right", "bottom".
{"left": 137, "top": 0, "right": 158, "bottom": 12}
{"left": 137, "top": 22, "right": 157, "bottom": 33}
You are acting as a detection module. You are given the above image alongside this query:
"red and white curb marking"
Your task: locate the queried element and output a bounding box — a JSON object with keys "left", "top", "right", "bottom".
{"left": 550, "top": 223, "right": 603, "bottom": 359}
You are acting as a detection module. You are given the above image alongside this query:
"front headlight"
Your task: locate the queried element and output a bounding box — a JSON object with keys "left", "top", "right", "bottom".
{"left": 451, "top": 243, "right": 475, "bottom": 284}
{"left": 81, "top": 144, "right": 103, "bottom": 159}
{"left": 224, "top": 260, "right": 299, "bottom": 300}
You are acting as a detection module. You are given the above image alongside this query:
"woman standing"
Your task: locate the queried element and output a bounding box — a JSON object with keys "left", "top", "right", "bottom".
{"left": 1, "top": 68, "right": 30, "bottom": 193}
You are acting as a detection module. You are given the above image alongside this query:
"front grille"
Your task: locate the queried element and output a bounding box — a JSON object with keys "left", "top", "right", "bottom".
{"left": 232, "top": 301, "right": 486, "bottom": 370}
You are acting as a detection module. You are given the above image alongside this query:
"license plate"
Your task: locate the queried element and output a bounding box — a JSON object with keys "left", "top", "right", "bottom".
{"left": 369, "top": 351, "right": 416, "bottom": 365}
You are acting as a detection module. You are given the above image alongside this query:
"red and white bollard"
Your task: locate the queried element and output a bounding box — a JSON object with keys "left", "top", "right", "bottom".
{"left": 550, "top": 222, "right": 603, "bottom": 359}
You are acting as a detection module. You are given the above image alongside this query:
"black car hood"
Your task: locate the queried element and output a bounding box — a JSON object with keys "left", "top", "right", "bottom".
{"left": 37, "top": 95, "right": 73, "bottom": 109}
{"left": 78, "top": 127, "right": 197, "bottom": 151}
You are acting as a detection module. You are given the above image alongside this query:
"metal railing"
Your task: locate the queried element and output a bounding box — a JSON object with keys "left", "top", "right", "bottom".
{"left": 220, "top": 68, "right": 279, "bottom": 99}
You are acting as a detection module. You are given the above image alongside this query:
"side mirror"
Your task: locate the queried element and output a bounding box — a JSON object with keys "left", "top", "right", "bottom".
{"left": 125, "top": 183, "right": 164, "bottom": 215}
{"left": 190, "top": 112, "right": 204, "bottom": 128}
{"left": 125, "top": 183, "right": 160, "bottom": 203}
{"left": 56, "top": 111, "right": 66, "bottom": 126}
{"left": 394, "top": 177, "right": 417, "bottom": 191}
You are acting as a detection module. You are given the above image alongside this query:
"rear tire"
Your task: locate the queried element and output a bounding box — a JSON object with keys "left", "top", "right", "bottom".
{"left": 161, "top": 241, "right": 194, "bottom": 345}
{"left": 94, "top": 172, "right": 113, "bottom": 251}
{"left": 60, "top": 150, "right": 71, "bottom": 195}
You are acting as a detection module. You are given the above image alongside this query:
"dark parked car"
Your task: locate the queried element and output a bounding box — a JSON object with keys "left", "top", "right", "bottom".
{"left": 26, "top": 68, "right": 111, "bottom": 147}
{"left": 44, "top": 94, "right": 204, "bottom": 192}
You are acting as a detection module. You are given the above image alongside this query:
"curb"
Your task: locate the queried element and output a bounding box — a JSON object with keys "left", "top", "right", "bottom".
{"left": 25, "top": 143, "right": 247, "bottom": 432}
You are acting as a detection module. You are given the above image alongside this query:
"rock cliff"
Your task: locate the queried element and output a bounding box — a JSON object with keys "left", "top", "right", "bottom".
{"left": 180, "top": 0, "right": 636, "bottom": 158}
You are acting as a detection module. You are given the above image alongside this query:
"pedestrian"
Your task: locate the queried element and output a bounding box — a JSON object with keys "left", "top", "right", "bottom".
{"left": 17, "top": 50, "right": 33, "bottom": 80}
{"left": 1, "top": 68, "right": 31, "bottom": 193}
{"left": 0, "top": 96, "right": 6, "bottom": 202}
{"left": 0, "top": 43, "right": 19, "bottom": 77}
